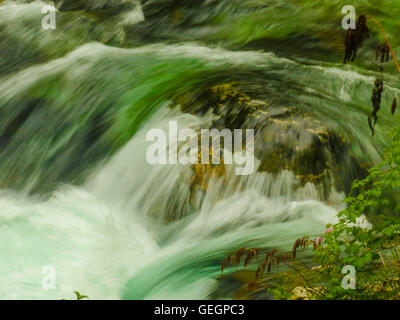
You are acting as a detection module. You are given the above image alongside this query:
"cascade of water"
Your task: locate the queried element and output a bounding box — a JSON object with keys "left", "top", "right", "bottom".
{"left": 1, "top": 0, "right": 399, "bottom": 300}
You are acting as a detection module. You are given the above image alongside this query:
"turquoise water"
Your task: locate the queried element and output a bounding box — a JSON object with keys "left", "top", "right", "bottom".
{"left": 0, "top": 0, "right": 399, "bottom": 299}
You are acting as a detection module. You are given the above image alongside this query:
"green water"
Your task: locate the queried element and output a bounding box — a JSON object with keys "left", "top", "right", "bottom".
{"left": 0, "top": 0, "right": 399, "bottom": 299}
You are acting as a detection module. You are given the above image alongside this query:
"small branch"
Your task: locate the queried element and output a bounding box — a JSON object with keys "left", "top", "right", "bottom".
{"left": 378, "top": 251, "right": 387, "bottom": 267}
{"left": 280, "top": 260, "right": 325, "bottom": 297}
{"left": 365, "top": 55, "right": 384, "bottom": 71}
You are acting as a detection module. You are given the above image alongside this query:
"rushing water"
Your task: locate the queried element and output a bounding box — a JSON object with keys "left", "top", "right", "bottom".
{"left": 0, "top": 0, "right": 399, "bottom": 299}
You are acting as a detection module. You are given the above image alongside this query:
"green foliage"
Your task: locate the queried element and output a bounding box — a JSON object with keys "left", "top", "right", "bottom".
{"left": 74, "top": 291, "right": 89, "bottom": 300}
{"left": 311, "top": 124, "right": 400, "bottom": 299}
{"left": 61, "top": 291, "right": 89, "bottom": 300}
{"left": 224, "top": 124, "right": 400, "bottom": 300}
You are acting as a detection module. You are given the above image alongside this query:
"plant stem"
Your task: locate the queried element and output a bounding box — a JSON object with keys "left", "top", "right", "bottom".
{"left": 280, "top": 260, "right": 324, "bottom": 297}
{"left": 367, "top": 15, "right": 400, "bottom": 74}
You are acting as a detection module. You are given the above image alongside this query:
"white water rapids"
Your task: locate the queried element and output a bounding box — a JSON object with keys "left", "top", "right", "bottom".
{"left": 1, "top": 0, "right": 397, "bottom": 300}
{"left": 0, "top": 107, "right": 340, "bottom": 299}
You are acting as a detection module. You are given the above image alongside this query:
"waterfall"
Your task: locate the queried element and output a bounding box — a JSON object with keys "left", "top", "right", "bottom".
{"left": 0, "top": 0, "right": 399, "bottom": 299}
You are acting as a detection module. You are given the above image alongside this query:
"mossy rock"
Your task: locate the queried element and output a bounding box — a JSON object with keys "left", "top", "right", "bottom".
{"left": 174, "top": 81, "right": 368, "bottom": 198}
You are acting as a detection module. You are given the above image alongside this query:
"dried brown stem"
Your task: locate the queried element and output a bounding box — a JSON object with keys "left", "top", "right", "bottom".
{"left": 367, "top": 15, "right": 400, "bottom": 74}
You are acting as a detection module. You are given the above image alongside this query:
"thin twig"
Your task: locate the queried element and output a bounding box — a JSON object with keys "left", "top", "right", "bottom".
{"left": 280, "top": 260, "right": 324, "bottom": 297}
{"left": 379, "top": 251, "right": 387, "bottom": 267}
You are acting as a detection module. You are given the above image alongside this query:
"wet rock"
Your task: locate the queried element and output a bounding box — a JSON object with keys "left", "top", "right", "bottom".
{"left": 0, "top": 93, "right": 112, "bottom": 193}
{"left": 125, "top": 0, "right": 228, "bottom": 43}
{"left": 290, "top": 286, "right": 308, "bottom": 300}
{"left": 174, "top": 81, "right": 368, "bottom": 199}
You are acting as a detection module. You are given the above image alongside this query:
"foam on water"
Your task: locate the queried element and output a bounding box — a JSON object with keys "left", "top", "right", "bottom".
{"left": 0, "top": 187, "right": 158, "bottom": 299}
